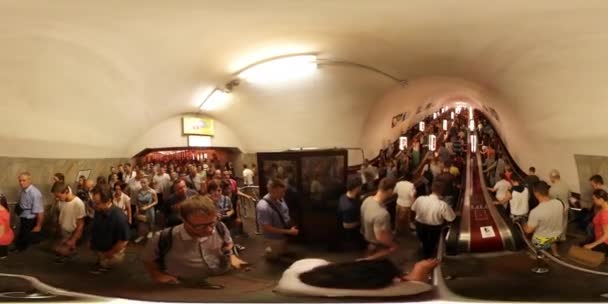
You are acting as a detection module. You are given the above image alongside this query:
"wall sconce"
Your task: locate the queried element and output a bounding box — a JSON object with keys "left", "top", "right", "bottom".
{"left": 443, "top": 119, "right": 448, "bottom": 131}
{"left": 419, "top": 121, "right": 425, "bottom": 132}
{"left": 429, "top": 135, "right": 437, "bottom": 151}
{"left": 399, "top": 136, "right": 408, "bottom": 151}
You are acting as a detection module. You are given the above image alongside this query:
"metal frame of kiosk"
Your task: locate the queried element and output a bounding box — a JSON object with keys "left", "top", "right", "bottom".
{"left": 256, "top": 149, "right": 348, "bottom": 245}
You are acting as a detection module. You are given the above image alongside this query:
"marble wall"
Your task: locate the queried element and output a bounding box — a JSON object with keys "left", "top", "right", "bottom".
{"left": 0, "top": 157, "right": 129, "bottom": 204}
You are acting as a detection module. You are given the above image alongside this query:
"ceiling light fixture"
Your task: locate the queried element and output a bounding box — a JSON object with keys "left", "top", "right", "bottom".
{"left": 237, "top": 55, "right": 318, "bottom": 84}
{"left": 199, "top": 88, "right": 230, "bottom": 111}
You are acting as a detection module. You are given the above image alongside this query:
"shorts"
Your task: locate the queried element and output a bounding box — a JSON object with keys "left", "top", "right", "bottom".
{"left": 532, "top": 236, "right": 558, "bottom": 250}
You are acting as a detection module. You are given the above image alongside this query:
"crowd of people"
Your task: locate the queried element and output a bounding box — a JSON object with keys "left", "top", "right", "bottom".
{"left": 2, "top": 108, "right": 608, "bottom": 293}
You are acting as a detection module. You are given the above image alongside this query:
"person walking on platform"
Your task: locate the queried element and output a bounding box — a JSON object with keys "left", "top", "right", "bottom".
{"left": 548, "top": 169, "right": 570, "bottom": 242}
{"left": 411, "top": 181, "right": 456, "bottom": 258}
{"left": 14, "top": 172, "right": 45, "bottom": 252}
{"left": 360, "top": 178, "right": 398, "bottom": 261}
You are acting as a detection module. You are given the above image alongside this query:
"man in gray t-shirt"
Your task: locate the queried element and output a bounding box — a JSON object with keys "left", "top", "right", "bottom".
{"left": 525, "top": 181, "right": 564, "bottom": 255}
{"left": 360, "top": 178, "right": 397, "bottom": 261}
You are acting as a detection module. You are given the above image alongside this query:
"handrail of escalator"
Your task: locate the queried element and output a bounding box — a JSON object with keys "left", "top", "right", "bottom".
{"left": 0, "top": 272, "right": 104, "bottom": 301}
{"left": 513, "top": 222, "right": 608, "bottom": 276}
{"left": 475, "top": 148, "right": 519, "bottom": 251}
{"left": 432, "top": 227, "right": 469, "bottom": 301}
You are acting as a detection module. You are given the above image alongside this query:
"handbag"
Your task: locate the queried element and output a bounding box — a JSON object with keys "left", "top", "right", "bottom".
{"left": 567, "top": 245, "right": 605, "bottom": 267}
{"left": 135, "top": 214, "right": 148, "bottom": 223}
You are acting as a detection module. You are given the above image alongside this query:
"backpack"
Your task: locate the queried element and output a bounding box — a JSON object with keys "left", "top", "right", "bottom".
{"left": 155, "top": 222, "right": 233, "bottom": 271}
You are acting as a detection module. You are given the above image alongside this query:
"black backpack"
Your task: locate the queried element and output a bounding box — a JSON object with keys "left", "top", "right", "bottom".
{"left": 155, "top": 222, "right": 233, "bottom": 271}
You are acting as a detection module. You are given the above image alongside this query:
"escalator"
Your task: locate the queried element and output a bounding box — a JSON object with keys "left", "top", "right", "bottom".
{"left": 446, "top": 143, "right": 522, "bottom": 254}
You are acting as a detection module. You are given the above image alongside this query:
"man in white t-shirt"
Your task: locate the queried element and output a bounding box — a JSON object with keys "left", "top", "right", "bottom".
{"left": 52, "top": 182, "right": 86, "bottom": 264}
{"left": 489, "top": 173, "right": 512, "bottom": 207}
{"left": 411, "top": 181, "right": 456, "bottom": 258}
{"left": 394, "top": 173, "right": 416, "bottom": 234}
{"left": 524, "top": 181, "right": 565, "bottom": 256}
{"left": 360, "top": 178, "right": 398, "bottom": 261}
{"left": 243, "top": 165, "right": 254, "bottom": 186}
{"left": 508, "top": 176, "right": 529, "bottom": 221}
{"left": 153, "top": 167, "right": 171, "bottom": 197}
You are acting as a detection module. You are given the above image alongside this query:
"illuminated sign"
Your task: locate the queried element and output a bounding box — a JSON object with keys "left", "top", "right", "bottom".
{"left": 399, "top": 136, "right": 408, "bottom": 151}
{"left": 429, "top": 135, "right": 437, "bottom": 151}
{"left": 182, "top": 117, "right": 215, "bottom": 136}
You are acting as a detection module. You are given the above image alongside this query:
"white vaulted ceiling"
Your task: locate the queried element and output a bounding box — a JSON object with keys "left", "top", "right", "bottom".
{"left": 1, "top": 0, "right": 608, "bottom": 183}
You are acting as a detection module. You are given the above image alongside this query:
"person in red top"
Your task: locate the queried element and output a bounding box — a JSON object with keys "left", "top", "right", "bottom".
{"left": 583, "top": 189, "right": 608, "bottom": 254}
{"left": 0, "top": 195, "right": 15, "bottom": 259}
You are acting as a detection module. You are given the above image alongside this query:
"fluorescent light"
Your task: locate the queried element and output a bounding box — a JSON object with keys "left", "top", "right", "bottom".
{"left": 419, "top": 121, "right": 425, "bottom": 131}
{"left": 433, "top": 112, "right": 437, "bottom": 120}
{"left": 469, "top": 119, "right": 475, "bottom": 131}
{"left": 450, "top": 111, "right": 455, "bottom": 120}
{"left": 237, "top": 55, "right": 317, "bottom": 84}
{"left": 443, "top": 119, "right": 448, "bottom": 131}
{"left": 468, "top": 106, "right": 474, "bottom": 120}
{"left": 200, "top": 89, "right": 229, "bottom": 111}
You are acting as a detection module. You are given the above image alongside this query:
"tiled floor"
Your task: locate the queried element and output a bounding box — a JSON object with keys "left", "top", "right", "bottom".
{"left": 0, "top": 218, "right": 432, "bottom": 302}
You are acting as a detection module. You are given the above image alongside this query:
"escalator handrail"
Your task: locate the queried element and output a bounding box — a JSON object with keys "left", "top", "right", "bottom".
{"left": 513, "top": 222, "right": 608, "bottom": 276}
{"left": 433, "top": 227, "right": 470, "bottom": 301}
{"left": 475, "top": 148, "right": 518, "bottom": 251}
{"left": 0, "top": 273, "right": 104, "bottom": 300}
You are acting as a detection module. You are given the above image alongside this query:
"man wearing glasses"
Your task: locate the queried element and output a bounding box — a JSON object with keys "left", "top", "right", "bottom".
{"left": 142, "top": 195, "right": 248, "bottom": 289}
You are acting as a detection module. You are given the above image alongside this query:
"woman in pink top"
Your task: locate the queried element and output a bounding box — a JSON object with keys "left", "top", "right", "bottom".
{"left": 583, "top": 189, "right": 608, "bottom": 254}
{"left": 0, "top": 195, "right": 15, "bottom": 259}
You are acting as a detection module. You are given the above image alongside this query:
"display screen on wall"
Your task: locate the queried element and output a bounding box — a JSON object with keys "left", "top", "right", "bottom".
{"left": 182, "top": 117, "right": 215, "bottom": 136}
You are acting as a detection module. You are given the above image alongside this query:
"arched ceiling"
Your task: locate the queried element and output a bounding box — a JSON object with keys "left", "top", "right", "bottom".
{"left": 1, "top": 0, "right": 608, "bottom": 159}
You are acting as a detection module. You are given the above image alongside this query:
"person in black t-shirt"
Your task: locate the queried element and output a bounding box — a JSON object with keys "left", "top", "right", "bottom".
{"left": 337, "top": 177, "right": 365, "bottom": 251}
{"left": 89, "top": 185, "right": 130, "bottom": 274}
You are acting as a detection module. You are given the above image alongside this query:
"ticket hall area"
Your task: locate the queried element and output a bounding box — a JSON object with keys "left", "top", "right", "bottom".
{"left": 2, "top": 1, "right": 608, "bottom": 303}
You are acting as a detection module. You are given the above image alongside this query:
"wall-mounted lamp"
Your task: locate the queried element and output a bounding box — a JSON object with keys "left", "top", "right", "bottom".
{"left": 429, "top": 135, "right": 437, "bottom": 151}
{"left": 450, "top": 111, "right": 455, "bottom": 120}
{"left": 399, "top": 136, "right": 408, "bottom": 151}
{"left": 419, "top": 121, "right": 425, "bottom": 132}
{"left": 433, "top": 112, "right": 438, "bottom": 120}
{"left": 443, "top": 119, "right": 448, "bottom": 131}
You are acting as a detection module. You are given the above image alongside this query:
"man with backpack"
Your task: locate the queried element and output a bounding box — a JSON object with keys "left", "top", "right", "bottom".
{"left": 142, "top": 195, "right": 248, "bottom": 288}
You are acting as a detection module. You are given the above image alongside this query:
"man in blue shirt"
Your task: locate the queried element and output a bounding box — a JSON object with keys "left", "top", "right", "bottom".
{"left": 257, "top": 178, "right": 298, "bottom": 261}
{"left": 15, "top": 172, "right": 45, "bottom": 251}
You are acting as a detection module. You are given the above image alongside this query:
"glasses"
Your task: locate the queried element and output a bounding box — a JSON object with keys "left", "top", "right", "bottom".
{"left": 185, "top": 219, "right": 217, "bottom": 230}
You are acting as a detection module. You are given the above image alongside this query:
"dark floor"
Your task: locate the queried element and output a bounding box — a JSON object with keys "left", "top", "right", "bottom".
{"left": 0, "top": 217, "right": 433, "bottom": 302}
{"left": 443, "top": 224, "right": 608, "bottom": 302}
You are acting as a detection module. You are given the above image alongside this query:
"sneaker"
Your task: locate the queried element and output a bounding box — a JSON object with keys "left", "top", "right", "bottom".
{"left": 134, "top": 236, "right": 145, "bottom": 244}
{"left": 199, "top": 281, "right": 224, "bottom": 290}
{"left": 89, "top": 266, "right": 110, "bottom": 275}
{"left": 235, "top": 244, "right": 246, "bottom": 251}
{"left": 147, "top": 232, "right": 153, "bottom": 239}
